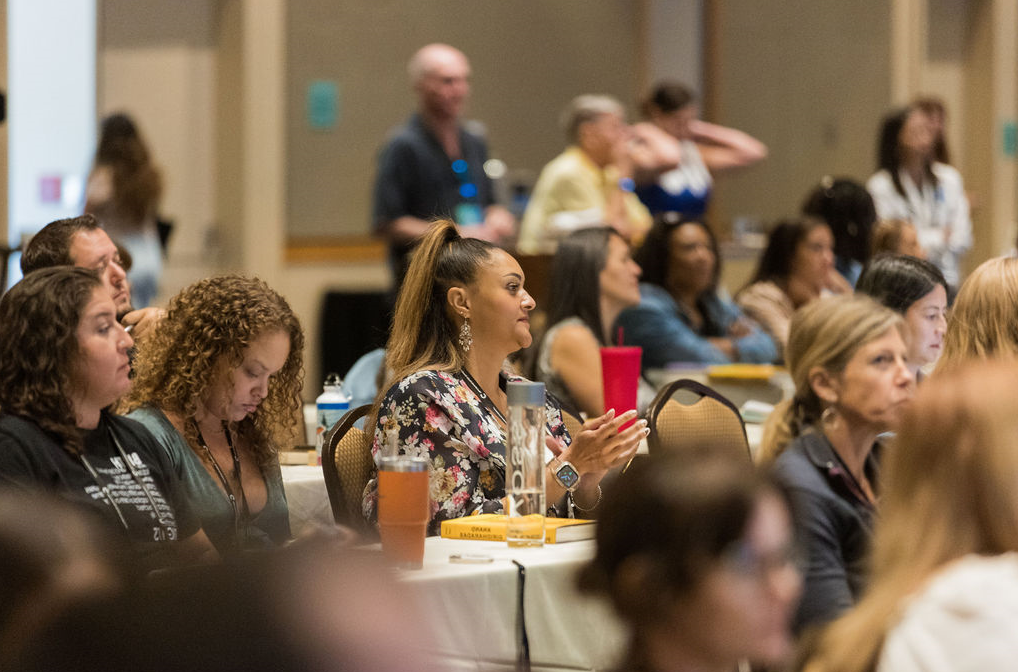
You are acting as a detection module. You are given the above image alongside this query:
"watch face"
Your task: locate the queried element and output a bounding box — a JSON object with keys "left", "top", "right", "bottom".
{"left": 556, "top": 463, "right": 580, "bottom": 489}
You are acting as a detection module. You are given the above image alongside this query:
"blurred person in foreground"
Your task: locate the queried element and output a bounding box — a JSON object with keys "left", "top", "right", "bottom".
{"left": 17, "top": 540, "right": 436, "bottom": 672}
{"left": 120, "top": 275, "right": 305, "bottom": 555}
{"left": 0, "top": 490, "right": 128, "bottom": 670}
{"left": 759, "top": 295, "right": 914, "bottom": 634}
{"left": 802, "top": 362, "right": 1018, "bottom": 672}
{"left": 20, "top": 214, "right": 164, "bottom": 339}
{"left": 579, "top": 453, "right": 802, "bottom": 672}
{"left": 372, "top": 43, "right": 514, "bottom": 287}
{"left": 0, "top": 267, "right": 213, "bottom": 569}
{"left": 363, "top": 220, "right": 646, "bottom": 534}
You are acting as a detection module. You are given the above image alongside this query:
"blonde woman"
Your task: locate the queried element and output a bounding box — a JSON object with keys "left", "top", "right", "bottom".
{"left": 759, "top": 295, "right": 914, "bottom": 634}
{"left": 938, "top": 256, "right": 1018, "bottom": 368}
{"left": 803, "top": 362, "right": 1018, "bottom": 672}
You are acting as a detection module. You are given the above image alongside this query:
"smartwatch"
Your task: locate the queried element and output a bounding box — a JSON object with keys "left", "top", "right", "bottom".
{"left": 549, "top": 457, "right": 580, "bottom": 492}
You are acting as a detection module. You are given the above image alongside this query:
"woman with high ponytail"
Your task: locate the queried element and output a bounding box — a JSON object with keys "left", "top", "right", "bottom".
{"left": 759, "top": 295, "right": 913, "bottom": 634}
{"left": 363, "top": 221, "right": 646, "bottom": 535}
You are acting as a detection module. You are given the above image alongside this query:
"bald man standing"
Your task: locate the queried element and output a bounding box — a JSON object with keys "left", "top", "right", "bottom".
{"left": 372, "top": 43, "right": 514, "bottom": 286}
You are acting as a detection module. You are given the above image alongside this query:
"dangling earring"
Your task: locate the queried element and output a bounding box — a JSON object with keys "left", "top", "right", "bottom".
{"left": 821, "top": 405, "right": 837, "bottom": 426}
{"left": 458, "top": 316, "right": 472, "bottom": 352}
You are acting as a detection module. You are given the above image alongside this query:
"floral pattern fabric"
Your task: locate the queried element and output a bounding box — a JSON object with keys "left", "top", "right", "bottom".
{"left": 362, "top": 369, "right": 571, "bottom": 536}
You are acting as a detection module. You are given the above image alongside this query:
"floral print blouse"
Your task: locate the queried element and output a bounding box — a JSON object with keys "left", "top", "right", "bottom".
{"left": 362, "top": 369, "right": 571, "bottom": 536}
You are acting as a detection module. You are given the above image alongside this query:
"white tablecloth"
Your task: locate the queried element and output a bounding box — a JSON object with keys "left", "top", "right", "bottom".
{"left": 280, "top": 465, "right": 335, "bottom": 536}
{"left": 395, "top": 536, "right": 628, "bottom": 672}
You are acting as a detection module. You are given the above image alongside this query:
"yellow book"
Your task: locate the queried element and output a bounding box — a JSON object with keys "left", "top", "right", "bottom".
{"left": 707, "top": 363, "right": 778, "bottom": 381}
{"left": 440, "top": 514, "right": 595, "bottom": 543}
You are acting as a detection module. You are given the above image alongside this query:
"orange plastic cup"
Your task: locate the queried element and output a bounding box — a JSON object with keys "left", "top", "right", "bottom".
{"left": 377, "top": 456, "right": 430, "bottom": 569}
{"left": 600, "top": 346, "right": 642, "bottom": 430}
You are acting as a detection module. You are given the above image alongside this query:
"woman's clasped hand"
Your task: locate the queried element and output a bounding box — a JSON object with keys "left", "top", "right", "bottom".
{"left": 546, "top": 408, "right": 646, "bottom": 479}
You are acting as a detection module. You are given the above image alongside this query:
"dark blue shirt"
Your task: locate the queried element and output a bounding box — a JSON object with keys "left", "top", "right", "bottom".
{"left": 772, "top": 430, "right": 880, "bottom": 634}
{"left": 372, "top": 114, "right": 494, "bottom": 283}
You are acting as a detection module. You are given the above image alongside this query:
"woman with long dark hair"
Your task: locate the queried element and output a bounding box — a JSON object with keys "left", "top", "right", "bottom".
{"left": 534, "top": 227, "right": 652, "bottom": 418}
{"left": 617, "top": 214, "right": 778, "bottom": 368}
{"left": 85, "top": 112, "right": 164, "bottom": 307}
{"left": 736, "top": 217, "right": 837, "bottom": 353}
{"left": 866, "top": 106, "right": 971, "bottom": 288}
{"left": 802, "top": 177, "right": 877, "bottom": 289}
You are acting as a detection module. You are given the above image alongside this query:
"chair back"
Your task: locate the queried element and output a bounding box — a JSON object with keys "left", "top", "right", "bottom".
{"left": 646, "top": 379, "right": 750, "bottom": 460}
{"left": 560, "top": 407, "right": 584, "bottom": 445}
{"left": 321, "top": 404, "right": 375, "bottom": 530}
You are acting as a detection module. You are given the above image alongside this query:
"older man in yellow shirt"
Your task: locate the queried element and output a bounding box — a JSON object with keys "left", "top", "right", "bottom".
{"left": 518, "top": 95, "right": 668, "bottom": 254}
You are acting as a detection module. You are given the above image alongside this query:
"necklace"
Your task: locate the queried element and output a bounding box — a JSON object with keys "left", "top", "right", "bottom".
{"left": 460, "top": 368, "right": 507, "bottom": 425}
{"left": 79, "top": 423, "right": 173, "bottom": 532}
{"left": 192, "top": 419, "right": 250, "bottom": 542}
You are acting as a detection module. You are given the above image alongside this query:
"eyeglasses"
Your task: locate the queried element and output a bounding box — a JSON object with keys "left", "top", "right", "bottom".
{"left": 722, "top": 539, "right": 804, "bottom": 581}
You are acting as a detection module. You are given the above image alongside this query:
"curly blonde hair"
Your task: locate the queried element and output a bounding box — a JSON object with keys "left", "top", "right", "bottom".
{"left": 121, "top": 275, "right": 304, "bottom": 468}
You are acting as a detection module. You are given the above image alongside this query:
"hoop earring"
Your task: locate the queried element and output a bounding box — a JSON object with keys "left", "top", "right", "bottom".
{"left": 821, "top": 405, "right": 836, "bottom": 425}
{"left": 458, "top": 317, "right": 473, "bottom": 352}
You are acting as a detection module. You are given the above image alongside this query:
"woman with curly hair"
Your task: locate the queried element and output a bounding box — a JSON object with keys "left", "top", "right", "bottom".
{"left": 120, "top": 274, "right": 305, "bottom": 554}
{"left": 0, "top": 267, "right": 211, "bottom": 568}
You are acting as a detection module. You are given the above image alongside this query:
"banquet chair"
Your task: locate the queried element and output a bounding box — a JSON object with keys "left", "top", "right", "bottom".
{"left": 322, "top": 404, "right": 375, "bottom": 532}
{"left": 560, "top": 407, "right": 584, "bottom": 444}
{"left": 646, "top": 378, "right": 750, "bottom": 461}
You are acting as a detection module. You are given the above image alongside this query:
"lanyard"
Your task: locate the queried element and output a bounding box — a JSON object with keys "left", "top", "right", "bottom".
{"left": 193, "top": 419, "right": 250, "bottom": 543}
{"left": 460, "top": 368, "right": 508, "bottom": 426}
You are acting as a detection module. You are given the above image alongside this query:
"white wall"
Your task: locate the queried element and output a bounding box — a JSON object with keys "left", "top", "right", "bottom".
{"left": 645, "top": 0, "right": 702, "bottom": 95}
{"left": 8, "top": 0, "right": 95, "bottom": 278}
{"left": 98, "top": 0, "right": 218, "bottom": 303}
